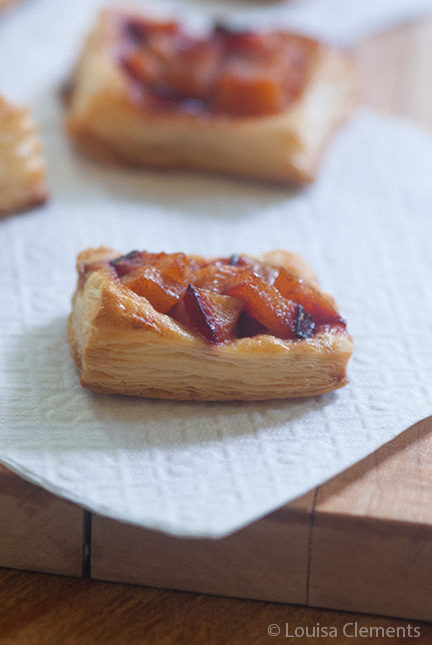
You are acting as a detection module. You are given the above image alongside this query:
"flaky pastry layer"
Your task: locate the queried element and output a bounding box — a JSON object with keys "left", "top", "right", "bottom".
{"left": 0, "top": 94, "right": 47, "bottom": 215}
{"left": 65, "top": 9, "right": 354, "bottom": 184}
{"left": 68, "top": 247, "right": 353, "bottom": 400}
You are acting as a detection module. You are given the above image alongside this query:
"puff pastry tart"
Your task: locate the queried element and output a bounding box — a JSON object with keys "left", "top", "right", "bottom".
{"left": 65, "top": 9, "right": 353, "bottom": 184}
{"left": 0, "top": 94, "right": 47, "bottom": 215}
{"left": 68, "top": 247, "right": 353, "bottom": 400}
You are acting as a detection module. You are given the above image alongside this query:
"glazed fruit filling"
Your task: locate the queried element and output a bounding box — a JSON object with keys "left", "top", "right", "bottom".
{"left": 120, "top": 18, "right": 316, "bottom": 116}
{"left": 110, "top": 251, "right": 346, "bottom": 344}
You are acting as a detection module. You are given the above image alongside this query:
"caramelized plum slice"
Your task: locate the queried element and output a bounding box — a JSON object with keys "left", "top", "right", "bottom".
{"left": 296, "top": 306, "right": 315, "bottom": 339}
{"left": 149, "top": 251, "right": 198, "bottom": 283}
{"left": 236, "top": 301, "right": 315, "bottom": 340}
{"left": 215, "top": 70, "right": 285, "bottom": 117}
{"left": 194, "top": 264, "right": 249, "bottom": 293}
{"left": 213, "top": 25, "right": 265, "bottom": 52}
{"left": 225, "top": 274, "right": 301, "bottom": 339}
{"left": 213, "top": 29, "right": 311, "bottom": 116}
{"left": 274, "top": 267, "right": 345, "bottom": 326}
{"left": 113, "top": 251, "right": 199, "bottom": 284}
{"left": 122, "top": 266, "right": 186, "bottom": 313}
{"left": 125, "top": 18, "right": 179, "bottom": 45}
{"left": 159, "top": 39, "right": 222, "bottom": 101}
{"left": 110, "top": 250, "right": 145, "bottom": 277}
{"left": 225, "top": 254, "right": 278, "bottom": 282}
{"left": 122, "top": 51, "right": 160, "bottom": 87}
{"left": 172, "top": 285, "right": 243, "bottom": 343}
{"left": 236, "top": 311, "right": 269, "bottom": 338}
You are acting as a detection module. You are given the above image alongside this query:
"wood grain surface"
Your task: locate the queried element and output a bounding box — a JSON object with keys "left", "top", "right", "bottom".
{"left": 310, "top": 419, "right": 432, "bottom": 621}
{"left": 0, "top": 465, "right": 83, "bottom": 576}
{"left": 0, "top": 567, "right": 431, "bottom": 645}
{"left": 91, "top": 492, "right": 315, "bottom": 605}
{"left": 1, "top": 15, "right": 432, "bottom": 645}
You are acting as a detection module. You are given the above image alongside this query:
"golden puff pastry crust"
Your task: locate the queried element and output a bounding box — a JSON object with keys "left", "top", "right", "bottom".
{"left": 65, "top": 9, "right": 354, "bottom": 184}
{"left": 68, "top": 247, "right": 353, "bottom": 401}
{"left": 0, "top": 94, "right": 47, "bottom": 215}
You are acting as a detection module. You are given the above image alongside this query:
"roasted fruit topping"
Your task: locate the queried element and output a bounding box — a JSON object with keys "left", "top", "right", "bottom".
{"left": 274, "top": 267, "right": 345, "bottom": 327}
{"left": 236, "top": 311, "right": 269, "bottom": 338}
{"left": 125, "top": 18, "right": 179, "bottom": 45}
{"left": 215, "top": 71, "right": 285, "bottom": 117}
{"left": 296, "top": 306, "right": 315, "bottom": 339}
{"left": 122, "top": 266, "right": 187, "bottom": 313}
{"left": 111, "top": 251, "right": 199, "bottom": 281}
{"left": 194, "top": 264, "right": 249, "bottom": 293}
{"left": 110, "top": 251, "right": 344, "bottom": 344}
{"left": 146, "top": 251, "right": 198, "bottom": 283}
{"left": 110, "top": 250, "right": 144, "bottom": 276}
{"left": 121, "top": 18, "right": 316, "bottom": 116}
{"left": 171, "top": 285, "right": 243, "bottom": 343}
{"left": 225, "top": 273, "right": 314, "bottom": 340}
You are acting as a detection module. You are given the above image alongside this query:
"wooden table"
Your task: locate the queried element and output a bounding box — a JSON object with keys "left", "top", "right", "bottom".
{"left": 2, "top": 16, "right": 432, "bottom": 645}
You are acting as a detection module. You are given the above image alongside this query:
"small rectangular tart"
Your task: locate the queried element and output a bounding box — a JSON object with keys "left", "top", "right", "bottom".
{"left": 65, "top": 9, "right": 353, "bottom": 184}
{"left": 68, "top": 247, "right": 353, "bottom": 401}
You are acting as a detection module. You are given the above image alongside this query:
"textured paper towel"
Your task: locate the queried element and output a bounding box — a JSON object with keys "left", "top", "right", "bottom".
{"left": 1, "top": 0, "right": 432, "bottom": 538}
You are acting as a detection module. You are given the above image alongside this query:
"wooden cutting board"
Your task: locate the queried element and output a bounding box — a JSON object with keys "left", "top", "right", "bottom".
{"left": 1, "top": 415, "right": 431, "bottom": 622}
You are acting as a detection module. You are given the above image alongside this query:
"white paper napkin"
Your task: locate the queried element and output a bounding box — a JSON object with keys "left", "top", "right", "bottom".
{"left": 1, "top": 0, "right": 432, "bottom": 538}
